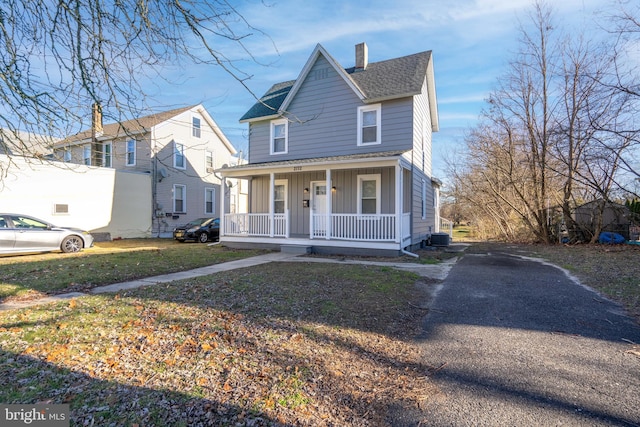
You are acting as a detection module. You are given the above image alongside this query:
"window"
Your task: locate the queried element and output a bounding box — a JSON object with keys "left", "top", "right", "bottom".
{"left": 174, "top": 142, "right": 185, "bottom": 169}
{"left": 102, "top": 143, "right": 112, "bottom": 168}
{"left": 357, "top": 174, "right": 380, "bottom": 215}
{"left": 421, "top": 179, "right": 427, "bottom": 219}
{"left": 205, "top": 188, "right": 215, "bottom": 215}
{"left": 83, "top": 145, "right": 91, "bottom": 165}
{"left": 126, "top": 140, "right": 136, "bottom": 166}
{"left": 274, "top": 180, "right": 287, "bottom": 213}
{"left": 63, "top": 148, "right": 71, "bottom": 162}
{"left": 192, "top": 117, "right": 201, "bottom": 138}
{"left": 357, "top": 104, "right": 381, "bottom": 146}
{"left": 205, "top": 150, "right": 214, "bottom": 172}
{"left": 270, "top": 119, "right": 288, "bottom": 154}
{"left": 173, "top": 184, "right": 186, "bottom": 213}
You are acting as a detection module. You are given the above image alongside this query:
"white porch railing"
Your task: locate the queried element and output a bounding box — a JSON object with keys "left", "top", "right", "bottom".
{"left": 224, "top": 212, "right": 289, "bottom": 237}
{"left": 439, "top": 217, "right": 454, "bottom": 237}
{"left": 312, "top": 213, "right": 397, "bottom": 241}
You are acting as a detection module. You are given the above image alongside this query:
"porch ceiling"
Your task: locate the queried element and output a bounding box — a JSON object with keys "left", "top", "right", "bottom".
{"left": 218, "top": 149, "right": 410, "bottom": 177}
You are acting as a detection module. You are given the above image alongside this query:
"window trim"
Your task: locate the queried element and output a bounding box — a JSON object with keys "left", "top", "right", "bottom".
{"left": 83, "top": 145, "right": 91, "bottom": 165}
{"left": 357, "top": 104, "right": 381, "bottom": 146}
{"left": 273, "top": 179, "right": 288, "bottom": 214}
{"left": 270, "top": 119, "right": 288, "bottom": 155}
{"left": 126, "top": 139, "right": 136, "bottom": 166}
{"left": 102, "top": 142, "right": 112, "bottom": 168}
{"left": 192, "top": 116, "right": 201, "bottom": 138}
{"left": 173, "top": 184, "right": 186, "bottom": 213}
{"left": 205, "top": 150, "right": 214, "bottom": 172}
{"left": 204, "top": 187, "right": 215, "bottom": 215}
{"left": 357, "top": 174, "right": 381, "bottom": 215}
{"left": 174, "top": 141, "right": 186, "bottom": 170}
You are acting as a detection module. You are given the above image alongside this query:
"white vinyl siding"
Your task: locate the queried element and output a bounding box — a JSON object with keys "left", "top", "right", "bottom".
{"left": 270, "top": 119, "right": 288, "bottom": 155}
{"left": 422, "top": 179, "right": 427, "bottom": 219}
{"left": 357, "top": 104, "right": 381, "bottom": 146}
{"left": 173, "top": 184, "right": 186, "bottom": 213}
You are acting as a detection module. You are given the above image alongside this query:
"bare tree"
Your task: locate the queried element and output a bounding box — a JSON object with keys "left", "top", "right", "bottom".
{"left": 0, "top": 1, "right": 273, "bottom": 169}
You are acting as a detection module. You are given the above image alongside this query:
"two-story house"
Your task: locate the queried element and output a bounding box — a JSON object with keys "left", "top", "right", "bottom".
{"left": 218, "top": 43, "right": 442, "bottom": 256}
{"left": 55, "top": 104, "right": 240, "bottom": 238}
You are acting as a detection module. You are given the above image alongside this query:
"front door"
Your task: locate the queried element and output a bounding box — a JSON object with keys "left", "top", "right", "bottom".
{"left": 311, "top": 181, "right": 327, "bottom": 235}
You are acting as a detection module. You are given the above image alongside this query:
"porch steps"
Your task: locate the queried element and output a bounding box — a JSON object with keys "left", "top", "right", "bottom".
{"left": 280, "top": 245, "right": 313, "bottom": 255}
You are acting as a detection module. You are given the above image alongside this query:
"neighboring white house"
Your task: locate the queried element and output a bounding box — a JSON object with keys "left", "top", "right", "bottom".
{"left": 54, "top": 104, "right": 243, "bottom": 237}
{"left": 218, "top": 42, "right": 444, "bottom": 256}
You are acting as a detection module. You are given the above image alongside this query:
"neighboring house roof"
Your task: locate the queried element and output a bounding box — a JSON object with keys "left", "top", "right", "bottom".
{"left": 240, "top": 43, "right": 439, "bottom": 131}
{"left": 0, "top": 129, "right": 58, "bottom": 157}
{"left": 58, "top": 105, "right": 195, "bottom": 144}
{"left": 56, "top": 105, "right": 237, "bottom": 155}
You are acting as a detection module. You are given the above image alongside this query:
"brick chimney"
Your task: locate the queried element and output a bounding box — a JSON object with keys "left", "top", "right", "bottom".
{"left": 355, "top": 42, "right": 368, "bottom": 71}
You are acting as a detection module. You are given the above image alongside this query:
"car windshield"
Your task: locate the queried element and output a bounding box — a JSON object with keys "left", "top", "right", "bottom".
{"left": 186, "top": 218, "right": 212, "bottom": 227}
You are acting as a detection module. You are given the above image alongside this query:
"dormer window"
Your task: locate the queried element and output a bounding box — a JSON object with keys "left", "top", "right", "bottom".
{"left": 270, "top": 119, "right": 288, "bottom": 154}
{"left": 357, "top": 104, "right": 381, "bottom": 146}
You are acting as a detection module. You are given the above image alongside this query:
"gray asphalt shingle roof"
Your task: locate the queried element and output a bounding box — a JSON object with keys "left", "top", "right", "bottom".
{"left": 58, "top": 105, "right": 196, "bottom": 145}
{"left": 240, "top": 50, "right": 432, "bottom": 122}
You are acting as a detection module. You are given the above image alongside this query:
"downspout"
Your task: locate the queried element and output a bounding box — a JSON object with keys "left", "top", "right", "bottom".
{"left": 402, "top": 248, "right": 419, "bottom": 258}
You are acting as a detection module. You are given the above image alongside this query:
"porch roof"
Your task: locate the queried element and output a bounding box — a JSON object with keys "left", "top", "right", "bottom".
{"left": 218, "top": 149, "right": 409, "bottom": 176}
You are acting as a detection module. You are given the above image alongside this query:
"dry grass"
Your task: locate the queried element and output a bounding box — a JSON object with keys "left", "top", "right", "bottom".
{"left": 0, "top": 239, "right": 638, "bottom": 426}
{"left": 0, "top": 246, "right": 440, "bottom": 426}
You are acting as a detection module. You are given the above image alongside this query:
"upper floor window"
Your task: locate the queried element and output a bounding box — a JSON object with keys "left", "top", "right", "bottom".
{"left": 192, "top": 117, "right": 201, "bottom": 138}
{"left": 357, "top": 174, "right": 380, "bottom": 215}
{"left": 357, "top": 104, "right": 381, "bottom": 146}
{"left": 126, "top": 139, "right": 136, "bottom": 166}
{"left": 173, "top": 184, "right": 186, "bottom": 213}
{"left": 63, "top": 148, "right": 71, "bottom": 162}
{"left": 205, "top": 150, "right": 214, "bottom": 172}
{"left": 102, "top": 142, "right": 112, "bottom": 168}
{"left": 174, "top": 141, "right": 185, "bottom": 169}
{"left": 270, "top": 119, "right": 288, "bottom": 155}
{"left": 83, "top": 145, "right": 91, "bottom": 165}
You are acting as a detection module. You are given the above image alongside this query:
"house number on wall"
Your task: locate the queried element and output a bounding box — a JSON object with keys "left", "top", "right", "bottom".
{"left": 293, "top": 166, "right": 302, "bottom": 171}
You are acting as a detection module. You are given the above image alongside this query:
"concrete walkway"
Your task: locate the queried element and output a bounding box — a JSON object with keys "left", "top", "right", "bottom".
{"left": 0, "top": 251, "right": 458, "bottom": 311}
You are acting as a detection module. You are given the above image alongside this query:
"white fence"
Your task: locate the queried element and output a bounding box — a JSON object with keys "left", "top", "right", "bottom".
{"left": 439, "top": 217, "right": 454, "bottom": 237}
{"left": 223, "top": 212, "right": 288, "bottom": 237}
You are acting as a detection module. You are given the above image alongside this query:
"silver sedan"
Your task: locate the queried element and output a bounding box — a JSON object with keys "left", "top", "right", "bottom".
{"left": 0, "top": 213, "right": 94, "bottom": 255}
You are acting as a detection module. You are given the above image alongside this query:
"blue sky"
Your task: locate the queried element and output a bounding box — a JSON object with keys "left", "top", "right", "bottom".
{"left": 145, "top": 0, "right": 604, "bottom": 180}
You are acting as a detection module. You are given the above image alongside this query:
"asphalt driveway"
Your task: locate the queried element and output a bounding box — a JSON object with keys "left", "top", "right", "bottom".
{"left": 395, "top": 249, "right": 640, "bottom": 426}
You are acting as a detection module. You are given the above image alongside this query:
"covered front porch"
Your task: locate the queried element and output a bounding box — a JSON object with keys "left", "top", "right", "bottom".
{"left": 217, "top": 151, "right": 432, "bottom": 255}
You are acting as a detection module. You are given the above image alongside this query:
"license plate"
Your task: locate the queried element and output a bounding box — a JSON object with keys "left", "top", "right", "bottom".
{"left": 175, "top": 232, "right": 184, "bottom": 238}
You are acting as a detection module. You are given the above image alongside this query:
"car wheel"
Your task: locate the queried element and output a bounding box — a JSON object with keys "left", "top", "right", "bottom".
{"left": 61, "top": 235, "right": 83, "bottom": 253}
{"left": 198, "top": 233, "right": 209, "bottom": 243}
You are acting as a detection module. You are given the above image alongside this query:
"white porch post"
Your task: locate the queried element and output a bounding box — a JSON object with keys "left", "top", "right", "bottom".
{"left": 326, "top": 168, "right": 332, "bottom": 240}
{"left": 269, "top": 172, "right": 275, "bottom": 237}
{"left": 220, "top": 177, "right": 226, "bottom": 237}
{"left": 395, "top": 163, "right": 402, "bottom": 243}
